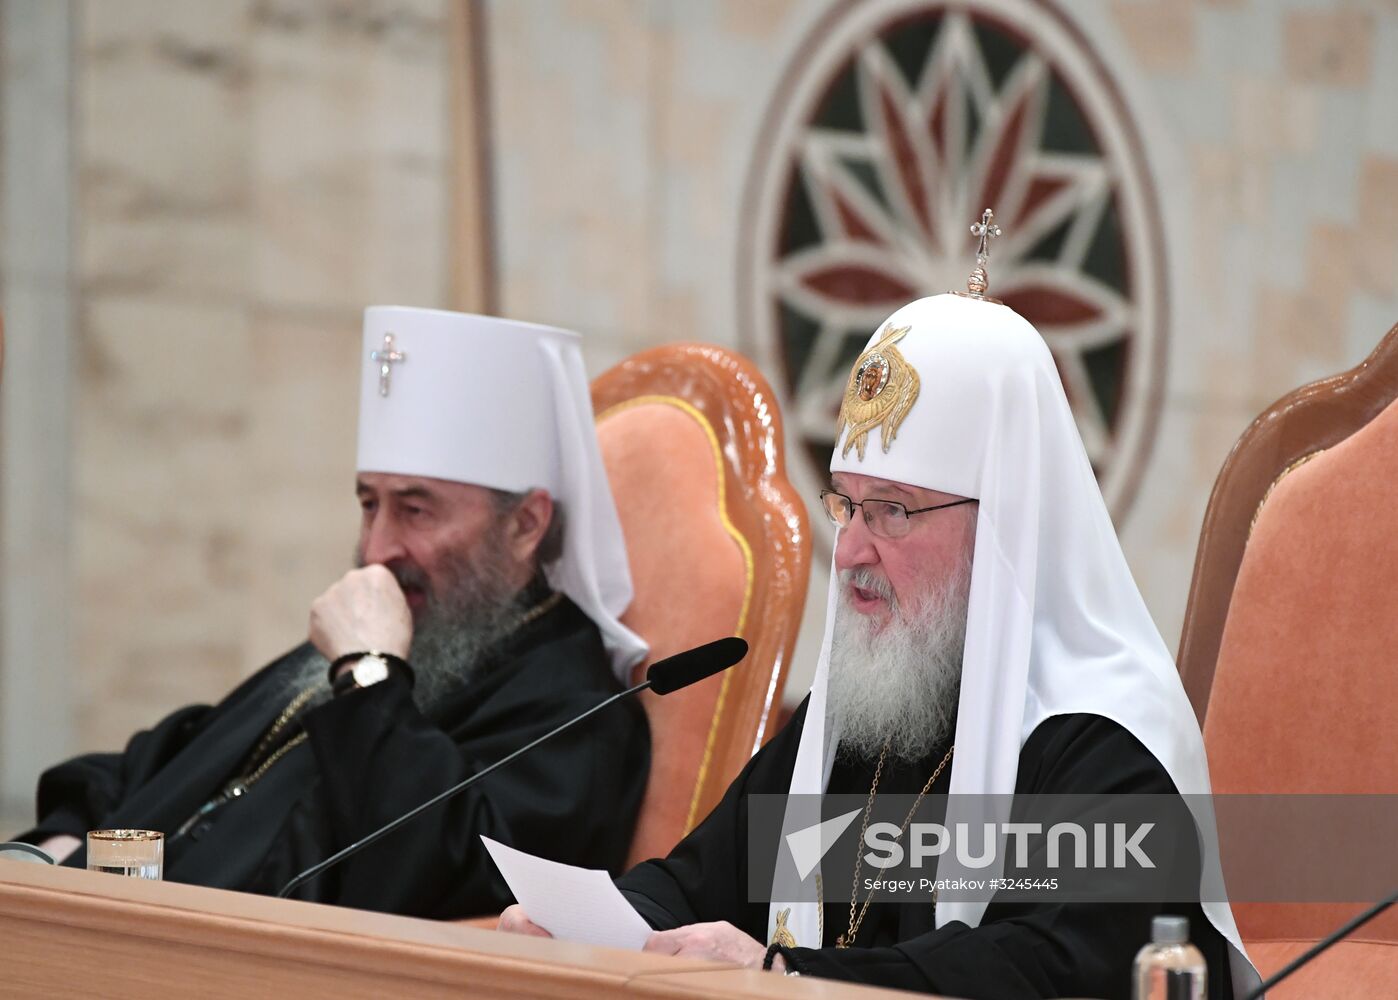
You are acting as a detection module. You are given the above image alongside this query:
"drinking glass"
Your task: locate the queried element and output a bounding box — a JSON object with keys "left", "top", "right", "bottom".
{"left": 87, "top": 829, "right": 163, "bottom": 880}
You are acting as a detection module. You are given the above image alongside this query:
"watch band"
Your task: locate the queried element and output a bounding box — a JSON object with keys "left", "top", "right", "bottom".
{"left": 327, "top": 650, "right": 415, "bottom": 693}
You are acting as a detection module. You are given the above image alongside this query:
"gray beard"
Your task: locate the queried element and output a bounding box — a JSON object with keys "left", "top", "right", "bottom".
{"left": 403, "top": 548, "right": 527, "bottom": 716}
{"left": 281, "top": 531, "right": 529, "bottom": 717}
{"left": 826, "top": 559, "right": 971, "bottom": 765}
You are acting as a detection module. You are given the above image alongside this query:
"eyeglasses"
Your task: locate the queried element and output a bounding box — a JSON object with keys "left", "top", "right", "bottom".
{"left": 818, "top": 489, "right": 976, "bottom": 539}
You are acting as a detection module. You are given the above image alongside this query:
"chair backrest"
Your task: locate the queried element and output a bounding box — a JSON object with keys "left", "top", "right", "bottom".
{"left": 591, "top": 344, "right": 810, "bottom": 867}
{"left": 1178, "top": 321, "right": 1398, "bottom": 721}
{"left": 1178, "top": 322, "right": 1398, "bottom": 955}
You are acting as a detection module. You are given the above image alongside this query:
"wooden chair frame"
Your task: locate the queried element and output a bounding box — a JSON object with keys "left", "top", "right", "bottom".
{"left": 592, "top": 343, "right": 810, "bottom": 837}
{"left": 1177, "top": 321, "right": 1398, "bottom": 721}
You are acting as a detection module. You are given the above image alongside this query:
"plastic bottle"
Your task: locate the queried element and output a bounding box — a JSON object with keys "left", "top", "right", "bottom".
{"left": 1132, "top": 914, "right": 1206, "bottom": 1000}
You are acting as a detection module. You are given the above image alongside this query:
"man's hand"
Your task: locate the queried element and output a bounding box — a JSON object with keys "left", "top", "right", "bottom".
{"left": 309, "top": 565, "right": 413, "bottom": 664}
{"left": 37, "top": 834, "right": 82, "bottom": 864}
{"left": 497, "top": 904, "right": 553, "bottom": 938}
{"left": 643, "top": 921, "right": 768, "bottom": 968}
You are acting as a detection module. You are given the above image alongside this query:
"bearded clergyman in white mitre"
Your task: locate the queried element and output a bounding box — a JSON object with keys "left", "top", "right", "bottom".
{"left": 503, "top": 231, "right": 1260, "bottom": 998}
{"left": 17, "top": 309, "right": 651, "bottom": 918}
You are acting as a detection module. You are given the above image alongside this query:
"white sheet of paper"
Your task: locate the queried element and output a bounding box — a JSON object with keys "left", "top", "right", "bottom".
{"left": 481, "top": 836, "right": 653, "bottom": 950}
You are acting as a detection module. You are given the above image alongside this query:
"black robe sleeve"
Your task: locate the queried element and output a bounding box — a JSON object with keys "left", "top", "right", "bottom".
{"left": 618, "top": 700, "right": 809, "bottom": 932}
{"left": 290, "top": 661, "right": 648, "bottom": 919}
{"left": 15, "top": 644, "right": 309, "bottom": 847}
{"left": 17, "top": 704, "right": 213, "bottom": 844}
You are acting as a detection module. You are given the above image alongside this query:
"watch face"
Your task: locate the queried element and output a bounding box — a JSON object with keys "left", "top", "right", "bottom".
{"left": 353, "top": 655, "right": 391, "bottom": 688}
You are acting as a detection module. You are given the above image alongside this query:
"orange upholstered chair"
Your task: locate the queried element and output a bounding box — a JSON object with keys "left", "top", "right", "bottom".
{"left": 592, "top": 343, "right": 810, "bottom": 867}
{"left": 1177, "top": 321, "right": 1398, "bottom": 997}
{"left": 460, "top": 344, "right": 809, "bottom": 929}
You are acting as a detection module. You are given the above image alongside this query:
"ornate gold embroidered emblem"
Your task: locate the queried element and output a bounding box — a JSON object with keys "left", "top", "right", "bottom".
{"left": 771, "top": 907, "right": 798, "bottom": 948}
{"left": 836, "top": 324, "right": 921, "bottom": 460}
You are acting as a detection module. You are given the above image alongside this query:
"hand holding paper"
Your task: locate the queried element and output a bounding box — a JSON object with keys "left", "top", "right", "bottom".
{"left": 481, "top": 837, "right": 653, "bottom": 950}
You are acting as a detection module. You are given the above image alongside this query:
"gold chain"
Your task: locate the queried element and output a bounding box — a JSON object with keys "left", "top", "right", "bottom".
{"left": 241, "top": 731, "right": 308, "bottom": 789}
{"left": 834, "top": 741, "right": 954, "bottom": 948}
{"left": 241, "top": 685, "right": 320, "bottom": 776}
{"left": 516, "top": 590, "right": 563, "bottom": 630}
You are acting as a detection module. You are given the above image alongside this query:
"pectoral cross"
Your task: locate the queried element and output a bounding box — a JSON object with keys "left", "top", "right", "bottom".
{"left": 370, "top": 333, "right": 406, "bottom": 396}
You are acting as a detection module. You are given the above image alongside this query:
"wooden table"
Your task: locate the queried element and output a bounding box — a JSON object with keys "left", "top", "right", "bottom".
{"left": 0, "top": 861, "right": 932, "bottom": 998}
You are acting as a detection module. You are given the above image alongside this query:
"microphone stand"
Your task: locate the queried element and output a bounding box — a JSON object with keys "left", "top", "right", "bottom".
{"left": 1242, "top": 886, "right": 1397, "bottom": 999}
{"left": 277, "top": 677, "right": 651, "bottom": 899}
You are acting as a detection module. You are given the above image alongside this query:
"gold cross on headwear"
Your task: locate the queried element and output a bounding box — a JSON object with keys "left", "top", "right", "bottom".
{"left": 966, "top": 208, "right": 1002, "bottom": 299}
{"left": 370, "top": 333, "right": 406, "bottom": 396}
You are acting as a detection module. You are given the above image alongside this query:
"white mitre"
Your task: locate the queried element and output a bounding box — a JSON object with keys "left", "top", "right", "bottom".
{"left": 770, "top": 292, "right": 1259, "bottom": 996}
{"left": 355, "top": 305, "right": 648, "bottom": 681}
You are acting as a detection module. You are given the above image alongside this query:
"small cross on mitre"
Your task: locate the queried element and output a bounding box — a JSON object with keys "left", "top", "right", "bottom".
{"left": 370, "top": 332, "right": 406, "bottom": 396}
{"left": 965, "top": 208, "right": 1002, "bottom": 299}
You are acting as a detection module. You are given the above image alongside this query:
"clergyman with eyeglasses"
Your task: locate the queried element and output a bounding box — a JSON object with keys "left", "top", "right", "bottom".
{"left": 502, "top": 277, "right": 1261, "bottom": 998}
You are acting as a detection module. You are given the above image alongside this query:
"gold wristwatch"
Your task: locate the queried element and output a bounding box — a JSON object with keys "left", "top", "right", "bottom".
{"left": 329, "top": 650, "right": 412, "bottom": 695}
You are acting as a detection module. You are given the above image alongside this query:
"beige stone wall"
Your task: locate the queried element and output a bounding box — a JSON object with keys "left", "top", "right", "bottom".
{"left": 2, "top": 0, "right": 78, "bottom": 818}
{"left": 1106, "top": 0, "right": 1398, "bottom": 648}
{"left": 69, "top": 0, "right": 452, "bottom": 753}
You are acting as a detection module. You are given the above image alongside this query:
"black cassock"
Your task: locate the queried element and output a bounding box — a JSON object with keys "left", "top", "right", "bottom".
{"left": 619, "top": 699, "right": 1234, "bottom": 999}
{"left": 18, "top": 596, "right": 650, "bottom": 919}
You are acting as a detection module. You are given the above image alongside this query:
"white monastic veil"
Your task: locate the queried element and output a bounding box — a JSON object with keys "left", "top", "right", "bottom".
{"left": 356, "top": 306, "right": 648, "bottom": 682}
{"left": 768, "top": 293, "right": 1259, "bottom": 995}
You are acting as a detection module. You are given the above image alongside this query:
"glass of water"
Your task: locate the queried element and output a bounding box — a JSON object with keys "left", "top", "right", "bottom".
{"left": 87, "top": 829, "right": 163, "bottom": 880}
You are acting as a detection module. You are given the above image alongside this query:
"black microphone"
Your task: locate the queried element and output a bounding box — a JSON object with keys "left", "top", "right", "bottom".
{"left": 647, "top": 636, "right": 747, "bottom": 694}
{"left": 1241, "top": 887, "right": 1397, "bottom": 999}
{"left": 277, "top": 636, "right": 748, "bottom": 899}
